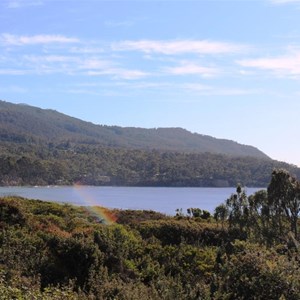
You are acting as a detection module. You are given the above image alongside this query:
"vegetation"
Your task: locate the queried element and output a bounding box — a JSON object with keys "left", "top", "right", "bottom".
{"left": 0, "top": 141, "right": 299, "bottom": 187}
{"left": 0, "top": 101, "right": 299, "bottom": 298}
{"left": 0, "top": 100, "right": 268, "bottom": 158}
{"left": 0, "top": 169, "right": 300, "bottom": 299}
{"left": 0, "top": 100, "right": 299, "bottom": 187}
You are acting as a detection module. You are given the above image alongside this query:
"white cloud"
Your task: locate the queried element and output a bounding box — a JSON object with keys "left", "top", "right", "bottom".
{"left": 0, "top": 33, "right": 79, "bottom": 46}
{"left": 69, "top": 47, "right": 104, "bottom": 54}
{"left": 104, "top": 21, "right": 134, "bottom": 28}
{"left": 17, "top": 55, "right": 78, "bottom": 75}
{"left": 237, "top": 51, "right": 300, "bottom": 77}
{"left": 79, "top": 58, "right": 148, "bottom": 80}
{"left": 86, "top": 68, "right": 148, "bottom": 80}
{"left": 112, "top": 39, "right": 247, "bottom": 55}
{"left": 125, "top": 82, "right": 172, "bottom": 89}
{"left": 67, "top": 89, "right": 103, "bottom": 96}
{"left": 0, "top": 55, "right": 80, "bottom": 75}
{"left": 0, "top": 69, "right": 29, "bottom": 75}
{"left": 74, "top": 81, "right": 173, "bottom": 90}
{"left": 0, "top": 85, "right": 27, "bottom": 93}
{"left": 179, "top": 83, "right": 259, "bottom": 96}
{"left": 269, "top": 0, "right": 300, "bottom": 4}
{"left": 79, "top": 58, "right": 113, "bottom": 70}
{"left": 24, "top": 55, "right": 77, "bottom": 63}
{"left": 0, "top": 52, "right": 147, "bottom": 79}
{"left": 6, "top": 0, "right": 43, "bottom": 8}
{"left": 209, "top": 88, "right": 257, "bottom": 96}
{"left": 181, "top": 83, "right": 212, "bottom": 91}
{"left": 164, "top": 61, "right": 219, "bottom": 77}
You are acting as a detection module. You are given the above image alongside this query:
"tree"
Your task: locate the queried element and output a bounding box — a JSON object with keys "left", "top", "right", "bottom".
{"left": 214, "top": 204, "right": 228, "bottom": 228}
{"left": 226, "top": 184, "right": 249, "bottom": 232}
{"left": 268, "top": 169, "right": 300, "bottom": 238}
{"left": 248, "top": 189, "right": 272, "bottom": 241}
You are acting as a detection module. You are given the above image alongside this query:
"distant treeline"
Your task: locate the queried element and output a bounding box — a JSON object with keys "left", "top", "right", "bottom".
{"left": 0, "top": 141, "right": 299, "bottom": 187}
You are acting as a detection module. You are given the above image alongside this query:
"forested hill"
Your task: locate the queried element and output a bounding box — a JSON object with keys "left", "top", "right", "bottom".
{"left": 0, "top": 100, "right": 268, "bottom": 158}
{"left": 1, "top": 99, "right": 298, "bottom": 187}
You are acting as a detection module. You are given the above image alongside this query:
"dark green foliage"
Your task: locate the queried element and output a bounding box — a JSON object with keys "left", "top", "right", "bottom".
{"left": 40, "top": 236, "right": 103, "bottom": 289}
{"left": 268, "top": 169, "right": 300, "bottom": 237}
{"left": 214, "top": 204, "right": 229, "bottom": 228}
{"left": 0, "top": 198, "right": 26, "bottom": 226}
{"left": 215, "top": 169, "right": 300, "bottom": 245}
{"left": 115, "top": 209, "right": 168, "bottom": 224}
{"left": 137, "top": 219, "right": 230, "bottom": 246}
{"left": 0, "top": 142, "right": 298, "bottom": 187}
{"left": 0, "top": 169, "right": 300, "bottom": 299}
{"left": 211, "top": 241, "right": 300, "bottom": 300}
{"left": 0, "top": 196, "right": 216, "bottom": 298}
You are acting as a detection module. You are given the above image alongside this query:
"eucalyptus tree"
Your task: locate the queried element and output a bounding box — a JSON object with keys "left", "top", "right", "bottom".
{"left": 248, "top": 190, "right": 267, "bottom": 237}
{"left": 226, "top": 184, "right": 249, "bottom": 232}
{"left": 214, "top": 204, "right": 229, "bottom": 229}
{"left": 267, "top": 169, "right": 300, "bottom": 238}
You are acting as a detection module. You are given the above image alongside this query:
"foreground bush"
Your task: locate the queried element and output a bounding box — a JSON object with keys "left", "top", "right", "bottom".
{"left": 0, "top": 195, "right": 299, "bottom": 299}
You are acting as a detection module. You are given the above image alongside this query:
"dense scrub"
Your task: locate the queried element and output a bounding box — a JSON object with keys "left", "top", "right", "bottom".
{"left": 0, "top": 170, "right": 300, "bottom": 299}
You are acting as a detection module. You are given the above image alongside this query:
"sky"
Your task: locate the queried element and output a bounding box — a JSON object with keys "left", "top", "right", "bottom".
{"left": 0, "top": 0, "right": 300, "bottom": 166}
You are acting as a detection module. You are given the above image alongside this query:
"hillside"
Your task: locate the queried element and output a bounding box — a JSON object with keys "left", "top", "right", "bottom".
{"left": 0, "top": 100, "right": 268, "bottom": 159}
{"left": 0, "top": 99, "right": 299, "bottom": 187}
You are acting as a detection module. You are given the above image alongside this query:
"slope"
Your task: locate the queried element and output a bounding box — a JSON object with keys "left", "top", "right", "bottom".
{"left": 0, "top": 100, "right": 269, "bottom": 159}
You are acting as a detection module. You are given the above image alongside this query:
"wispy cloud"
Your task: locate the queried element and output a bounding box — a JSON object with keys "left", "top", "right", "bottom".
{"left": 0, "top": 35, "right": 248, "bottom": 81}
{"left": 104, "top": 20, "right": 134, "bottom": 28}
{"left": 6, "top": 0, "right": 43, "bottom": 8}
{"left": 0, "top": 51, "right": 148, "bottom": 79}
{"left": 180, "top": 83, "right": 258, "bottom": 96}
{"left": 164, "top": 61, "right": 219, "bottom": 77}
{"left": 0, "top": 69, "right": 29, "bottom": 75}
{"left": 0, "top": 85, "right": 27, "bottom": 93}
{"left": 86, "top": 69, "right": 148, "bottom": 80}
{"left": 181, "top": 83, "right": 212, "bottom": 92}
{"left": 112, "top": 39, "right": 247, "bottom": 55}
{"left": 237, "top": 50, "right": 300, "bottom": 77}
{"left": 67, "top": 89, "right": 103, "bottom": 96}
{"left": 69, "top": 46, "right": 104, "bottom": 54}
{"left": 123, "top": 82, "right": 173, "bottom": 89}
{"left": 79, "top": 58, "right": 148, "bottom": 80}
{"left": 79, "top": 58, "right": 113, "bottom": 70}
{"left": 24, "top": 55, "right": 77, "bottom": 63}
{"left": 22, "top": 55, "right": 78, "bottom": 75}
{"left": 0, "top": 33, "right": 79, "bottom": 46}
{"left": 269, "top": 0, "right": 300, "bottom": 4}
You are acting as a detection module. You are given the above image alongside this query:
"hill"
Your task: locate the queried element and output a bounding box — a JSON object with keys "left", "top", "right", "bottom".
{"left": 0, "top": 99, "right": 299, "bottom": 187}
{"left": 0, "top": 100, "right": 268, "bottom": 159}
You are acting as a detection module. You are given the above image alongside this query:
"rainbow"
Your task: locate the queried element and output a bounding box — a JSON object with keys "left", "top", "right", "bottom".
{"left": 73, "top": 184, "right": 117, "bottom": 225}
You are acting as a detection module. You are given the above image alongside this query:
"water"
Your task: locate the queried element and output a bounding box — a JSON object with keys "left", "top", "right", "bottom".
{"left": 0, "top": 186, "right": 263, "bottom": 215}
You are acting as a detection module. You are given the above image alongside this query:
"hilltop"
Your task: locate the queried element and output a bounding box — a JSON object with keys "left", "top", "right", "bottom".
{"left": 0, "top": 100, "right": 268, "bottom": 159}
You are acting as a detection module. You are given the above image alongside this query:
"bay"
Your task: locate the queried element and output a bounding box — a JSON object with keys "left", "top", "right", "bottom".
{"left": 0, "top": 186, "right": 263, "bottom": 215}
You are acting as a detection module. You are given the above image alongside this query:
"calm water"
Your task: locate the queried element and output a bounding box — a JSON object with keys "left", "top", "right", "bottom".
{"left": 0, "top": 186, "right": 263, "bottom": 215}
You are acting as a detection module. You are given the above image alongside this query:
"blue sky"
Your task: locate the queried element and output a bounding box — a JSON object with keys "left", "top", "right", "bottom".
{"left": 1, "top": 0, "right": 300, "bottom": 166}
